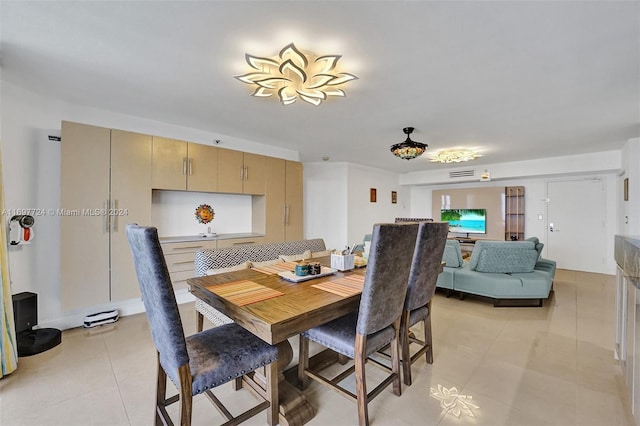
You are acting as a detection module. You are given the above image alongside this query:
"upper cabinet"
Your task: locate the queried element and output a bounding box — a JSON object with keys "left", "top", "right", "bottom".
{"left": 151, "top": 137, "right": 218, "bottom": 192}
{"left": 217, "top": 148, "right": 266, "bottom": 195}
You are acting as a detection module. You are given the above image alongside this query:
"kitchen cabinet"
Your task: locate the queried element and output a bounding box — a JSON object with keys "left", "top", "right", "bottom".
{"left": 161, "top": 239, "right": 217, "bottom": 290}
{"left": 263, "top": 158, "right": 303, "bottom": 243}
{"left": 216, "top": 236, "right": 265, "bottom": 248}
{"left": 217, "top": 148, "right": 265, "bottom": 195}
{"left": 61, "top": 122, "right": 152, "bottom": 310}
{"left": 151, "top": 137, "right": 218, "bottom": 192}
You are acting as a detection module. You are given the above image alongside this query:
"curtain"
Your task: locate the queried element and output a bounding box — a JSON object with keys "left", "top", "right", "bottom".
{"left": 0, "top": 144, "right": 17, "bottom": 377}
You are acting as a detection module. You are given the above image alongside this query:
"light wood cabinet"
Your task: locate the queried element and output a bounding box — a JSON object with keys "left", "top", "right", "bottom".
{"left": 61, "top": 122, "right": 152, "bottom": 310}
{"left": 151, "top": 137, "right": 218, "bottom": 192}
{"left": 217, "top": 148, "right": 266, "bottom": 195}
{"left": 505, "top": 186, "right": 525, "bottom": 241}
{"left": 216, "top": 236, "right": 265, "bottom": 248}
{"left": 161, "top": 240, "right": 217, "bottom": 289}
{"left": 263, "top": 158, "right": 303, "bottom": 242}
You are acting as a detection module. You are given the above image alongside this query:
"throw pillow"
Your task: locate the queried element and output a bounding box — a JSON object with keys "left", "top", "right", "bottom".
{"left": 311, "top": 249, "right": 333, "bottom": 258}
{"left": 205, "top": 261, "right": 252, "bottom": 276}
{"left": 250, "top": 258, "right": 284, "bottom": 268}
{"left": 279, "top": 250, "right": 311, "bottom": 262}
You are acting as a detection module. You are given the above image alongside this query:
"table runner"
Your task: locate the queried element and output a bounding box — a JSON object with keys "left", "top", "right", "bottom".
{"left": 206, "top": 280, "right": 284, "bottom": 306}
{"left": 311, "top": 275, "right": 365, "bottom": 297}
{"left": 251, "top": 261, "right": 298, "bottom": 275}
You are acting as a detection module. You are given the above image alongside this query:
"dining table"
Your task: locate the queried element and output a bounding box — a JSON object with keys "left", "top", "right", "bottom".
{"left": 187, "top": 256, "right": 367, "bottom": 426}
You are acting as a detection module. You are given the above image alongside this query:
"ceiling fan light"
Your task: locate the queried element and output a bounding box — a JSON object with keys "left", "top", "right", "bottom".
{"left": 390, "top": 127, "right": 428, "bottom": 160}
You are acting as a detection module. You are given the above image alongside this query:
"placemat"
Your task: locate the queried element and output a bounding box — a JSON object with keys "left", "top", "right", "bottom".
{"left": 206, "top": 280, "right": 284, "bottom": 306}
{"left": 251, "top": 262, "right": 298, "bottom": 275}
{"left": 311, "top": 275, "right": 365, "bottom": 297}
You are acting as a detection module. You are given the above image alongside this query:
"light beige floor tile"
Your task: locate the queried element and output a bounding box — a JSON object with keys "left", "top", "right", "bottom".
{"left": 1, "top": 269, "right": 635, "bottom": 426}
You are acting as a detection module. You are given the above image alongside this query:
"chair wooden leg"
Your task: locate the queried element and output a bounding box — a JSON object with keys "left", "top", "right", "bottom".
{"left": 177, "top": 364, "right": 193, "bottom": 426}
{"left": 265, "top": 360, "right": 279, "bottom": 426}
{"left": 400, "top": 311, "right": 412, "bottom": 386}
{"left": 390, "top": 319, "right": 402, "bottom": 396}
{"left": 155, "top": 355, "right": 168, "bottom": 426}
{"left": 424, "top": 313, "right": 433, "bottom": 364}
{"left": 298, "top": 335, "right": 310, "bottom": 390}
{"left": 196, "top": 311, "right": 204, "bottom": 333}
{"left": 354, "top": 333, "right": 369, "bottom": 426}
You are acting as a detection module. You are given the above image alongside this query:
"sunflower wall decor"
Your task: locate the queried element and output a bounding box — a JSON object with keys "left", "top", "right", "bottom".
{"left": 194, "top": 204, "right": 215, "bottom": 224}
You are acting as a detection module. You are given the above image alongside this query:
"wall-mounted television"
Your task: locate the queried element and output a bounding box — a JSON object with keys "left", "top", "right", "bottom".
{"left": 441, "top": 209, "right": 487, "bottom": 235}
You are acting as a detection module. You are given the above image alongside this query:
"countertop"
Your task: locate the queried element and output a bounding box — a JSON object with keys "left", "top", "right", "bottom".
{"left": 159, "top": 232, "right": 265, "bottom": 244}
{"left": 615, "top": 235, "right": 640, "bottom": 285}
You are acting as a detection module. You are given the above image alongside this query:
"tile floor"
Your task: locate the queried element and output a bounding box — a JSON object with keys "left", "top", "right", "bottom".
{"left": 0, "top": 269, "right": 634, "bottom": 425}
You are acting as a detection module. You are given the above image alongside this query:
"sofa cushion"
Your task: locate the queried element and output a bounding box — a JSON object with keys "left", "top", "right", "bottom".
{"left": 442, "top": 240, "right": 463, "bottom": 268}
{"left": 469, "top": 241, "right": 538, "bottom": 273}
{"left": 279, "top": 250, "right": 311, "bottom": 262}
{"left": 205, "top": 261, "right": 251, "bottom": 276}
{"left": 250, "top": 258, "right": 284, "bottom": 268}
{"left": 311, "top": 249, "right": 333, "bottom": 258}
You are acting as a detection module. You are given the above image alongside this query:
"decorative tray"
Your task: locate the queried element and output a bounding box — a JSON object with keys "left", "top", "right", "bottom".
{"left": 277, "top": 266, "right": 337, "bottom": 283}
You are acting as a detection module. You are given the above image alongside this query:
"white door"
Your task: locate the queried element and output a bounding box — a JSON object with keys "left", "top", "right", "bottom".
{"left": 546, "top": 179, "right": 606, "bottom": 273}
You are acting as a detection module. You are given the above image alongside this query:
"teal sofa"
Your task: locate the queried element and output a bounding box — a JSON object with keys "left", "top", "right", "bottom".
{"left": 436, "top": 238, "right": 555, "bottom": 306}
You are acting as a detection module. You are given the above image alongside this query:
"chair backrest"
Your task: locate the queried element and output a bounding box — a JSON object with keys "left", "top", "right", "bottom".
{"left": 404, "top": 222, "right": 450, "bottom": 312}
{"left": 126, "top": 224, "right": 189, "bottom": 374}
{"left": 356, "top": 223, "right": 418, "bottom": 336}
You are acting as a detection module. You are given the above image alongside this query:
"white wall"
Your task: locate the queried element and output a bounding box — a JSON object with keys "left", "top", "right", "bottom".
{"left": 0, "top": 82, "right": 300, "bottom": 328}
{"left": 346, "top": 163, "right": 410, "bottom": 246}
{"left": 152, "top": 190, "right": 252, "bottom": 236}
{"left": 407, "top": 173, "right": 619, "bottom": 274}
{"left": 304, "top": 162, "right": 408, "bottom": 251}
{"left": 620, "top": 138, "right": 640, "bottom": 236}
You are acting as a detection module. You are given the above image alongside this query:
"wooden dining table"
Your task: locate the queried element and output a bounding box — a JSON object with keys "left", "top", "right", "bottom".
{"left": 187, "top": 257, "right": 366, "bottom": 426}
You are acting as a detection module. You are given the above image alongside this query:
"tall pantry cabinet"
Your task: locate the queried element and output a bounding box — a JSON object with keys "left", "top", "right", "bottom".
{"left": 262, "top": 157, "right": 303, "bottom": 243}
{"left": 60, "top": 122, "right": 152, "bottom": 310}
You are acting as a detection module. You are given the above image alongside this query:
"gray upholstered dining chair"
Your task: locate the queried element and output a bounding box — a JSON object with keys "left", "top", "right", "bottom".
{"left": 398, "top": 221, "right": 449, "bottom": 385}
{"left": 126, "top": 224, "right": 279, "bottom": 426}
{"left": 297, "top": 223, "right": 419, "bottom": 426}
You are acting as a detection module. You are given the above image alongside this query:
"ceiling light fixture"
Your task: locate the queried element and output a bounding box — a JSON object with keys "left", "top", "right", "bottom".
{"left": 390, "top": 127, "right": 428, "bottom": 160}
{"left": 429, "top": 149, "right": 481, "bottom": 163}
{"left": 235, "top": 43, "right": 358, "bottom": 106}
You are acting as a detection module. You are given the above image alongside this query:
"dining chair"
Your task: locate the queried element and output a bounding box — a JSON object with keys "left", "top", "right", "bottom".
{"left": 125, "top": 224, "right": 279, "bottom": 426}
{"left": 297, "top": 223, "right": 419, "bottom": 426}
{"left": 398, "top": 221, "right": 449, "bottom": 385}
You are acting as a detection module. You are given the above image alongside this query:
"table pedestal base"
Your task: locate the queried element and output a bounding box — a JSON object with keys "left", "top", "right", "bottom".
{"left": 247, "top": 340, "right": 316, "bottom": 426}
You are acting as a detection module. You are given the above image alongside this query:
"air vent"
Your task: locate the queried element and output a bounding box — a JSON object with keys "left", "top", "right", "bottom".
{"left": 449, "top": 170, "right": 475, "bottom": 178}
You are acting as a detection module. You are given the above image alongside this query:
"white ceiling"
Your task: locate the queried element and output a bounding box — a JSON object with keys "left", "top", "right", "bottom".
{"left": 2, "top": 1, "right": 638, "bottom": 174}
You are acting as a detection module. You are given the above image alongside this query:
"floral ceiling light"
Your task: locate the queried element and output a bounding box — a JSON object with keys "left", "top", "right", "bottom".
{"left": 235, "top": 43, "right": 358, "bottom": 106}
{"left": 430, "top": 149, "right": 481, "bottom": 163}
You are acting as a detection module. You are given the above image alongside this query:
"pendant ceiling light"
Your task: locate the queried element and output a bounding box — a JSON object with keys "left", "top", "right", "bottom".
{"left": 390, "top": 127, "right": 428, "bottom": 160}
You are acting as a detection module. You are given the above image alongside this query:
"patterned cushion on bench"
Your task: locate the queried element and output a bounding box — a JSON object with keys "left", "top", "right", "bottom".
{"left": 195, "top": 239, "right": 326, "bottom": 277}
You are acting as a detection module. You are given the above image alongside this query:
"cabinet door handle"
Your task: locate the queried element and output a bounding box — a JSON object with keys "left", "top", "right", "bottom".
{"left": 183, "top": 157, "right": 188, "bottom": 175}
{"left": 104, "top": 200, "right": 110, "bottom": 233}
{"left": 244, "top": 166, "right": 248, "bottom": 181}
{"left": 233, "top": 241, "right": 256, "bottom": 245}
{"left": 240, "top": 166, "right": 244, "bottom": 181}
{"left": 171, "top": 245, "right": 203, "bottom": 251}
{"left": 282, "top": 205, "right": 287, "bottom": 224}
{"left": 285, "top": 204, "right": 290, "bottom": 225}
{"left": 171, "top": 260, "right": 194, "bottom": 266}
{"left": 188, "top": 158, "right": 193, "bottom": 176}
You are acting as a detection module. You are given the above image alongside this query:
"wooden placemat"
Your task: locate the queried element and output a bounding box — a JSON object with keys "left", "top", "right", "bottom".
{"left": 206, "top": 280, "right": 284, "bottom": 306}
{"left": 251, "top": 261, "right": 298, "bottom": 275}
{"left": 312, "top": 275, "right": 365, "bottom": 297}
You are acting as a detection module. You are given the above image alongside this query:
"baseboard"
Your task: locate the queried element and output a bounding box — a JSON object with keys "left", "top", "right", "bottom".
{"left": 36, "top": 290, "right": 196, "bottom": 331}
